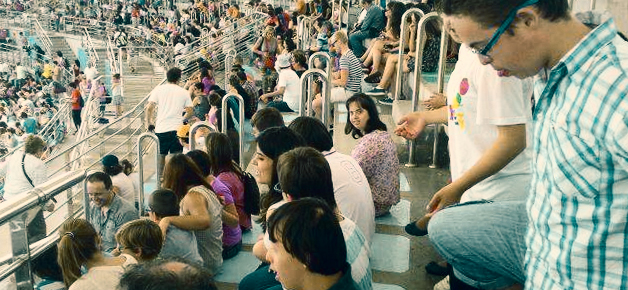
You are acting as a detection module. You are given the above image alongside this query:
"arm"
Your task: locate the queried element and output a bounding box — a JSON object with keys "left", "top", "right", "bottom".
{"left": 222, "top": 203, "right": 239, "bottom": 227}
{"left": 183, "top": 106, "right": 193, "bottom": 120}
{"left": 332, "top": 69, "right": 348, "bottom": 87}
{"left": 260, "top": 86, "right": 285, "bottom": 100}
{"left": 427, "top": 124, "right": 527, "bottom": 213}
{"left": 394, "top": 103, "right": 448, "bottom": 139}
{"left": 160, "top": 191, "right": 211, "bottom": 233}
{"left": 145, "top": 101, "right": 156, "bottom": 127}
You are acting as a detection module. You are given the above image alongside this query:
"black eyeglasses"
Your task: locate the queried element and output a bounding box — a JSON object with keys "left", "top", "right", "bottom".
{"left": 470, "top": 0, "right": 539, "bottom": 59}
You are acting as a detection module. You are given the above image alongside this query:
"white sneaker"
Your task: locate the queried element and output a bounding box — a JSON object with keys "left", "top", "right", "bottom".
{"left": 433, "top": 275, "right": 450, "bottom": 290}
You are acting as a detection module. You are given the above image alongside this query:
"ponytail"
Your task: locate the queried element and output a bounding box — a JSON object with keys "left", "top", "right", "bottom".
{"left": 57, "top": 218, "right": 99, "bottom": 288}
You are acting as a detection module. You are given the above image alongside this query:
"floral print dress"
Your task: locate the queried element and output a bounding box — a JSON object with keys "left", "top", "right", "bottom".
{"left": 351, "top": 130, "right": 400, "bottom": 216}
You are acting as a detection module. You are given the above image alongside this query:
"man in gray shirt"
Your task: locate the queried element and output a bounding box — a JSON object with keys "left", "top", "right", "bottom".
{"left": 148, "top": 189, "right": 203, "bottom": 265}
{"left": 86, "top": 172, "right": 138, "bottom": 252}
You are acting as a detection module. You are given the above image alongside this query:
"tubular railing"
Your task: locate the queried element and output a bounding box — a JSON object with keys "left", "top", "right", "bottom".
{"left": 189, "top": 122, "right": 216, "bottom": 150}
{"left": 297, "top": 16, "right": 316, "bottom": 50}
{"left": 175, "top": 12, "right": 268, "bottom": 76}
{"left": 221, "top": 93, "right": 245, "bottom": 168}
{"left": 299, "top": 69, "right": 331, "bottom": 129}
{"left": 32, "top": 18, "right": 52, "bottom": 56}
{"left": 393, "top": 8, "right": 424, "bottom": 102}
{"left": 405, "top": 12, "right": 449, "bottom": 168}
{"left": 136, "top": 133, "right": 160, "bottom": 217}
{"left": 83, "top": 27, "right": 100, "bottom": 66}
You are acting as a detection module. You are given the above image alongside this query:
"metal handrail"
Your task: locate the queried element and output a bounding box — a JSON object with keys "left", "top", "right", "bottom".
{"left": 299, "top": 68, "right": 331, "bottom": 129}
{"left": 189, "top": 122, "right": 216, "bottom": 150}
{"left": 83, "top": 27, "right": 100, "bottom": 63}
{"left": 32, "top": 18, "right": 53, "bottom": 56}
{"left": 221, "top": 93, "right": 245, "bottom": 168}
{"left": 406, "top": 12, "right": 448, "bottom": 168}
{"left": 393, "top": 8, "right": 425, "bottom": 102}
{"left": 136, "top": 133, "right": 160, "bottom": 217}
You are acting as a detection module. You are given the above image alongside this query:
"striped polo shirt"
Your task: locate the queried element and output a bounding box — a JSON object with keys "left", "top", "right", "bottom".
{"left": 339, "top": 50, "right": 363, "bottom": 93}
{"left": 525, "top": 11, "right": 628, "bottom": 290}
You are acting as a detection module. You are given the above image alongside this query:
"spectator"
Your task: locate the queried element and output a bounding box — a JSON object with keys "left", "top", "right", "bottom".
{"left": 113, "top": 219, "right": 163, "bottom": 263}
{"left": 160, "top": 154, "right": 223, "bottom": 276}
{"left": 313, "top": 30, "right": 362, "bottom": 118}
{"left": 190, "top": 82, "right": 210, "bottom": 121}
{"left": 177, "top": 123, "right": 191, "bottom": 154}
{"left": 204, "top": 132, "right": 249, "bottom": 231}
{"left": 85, "top": 172, "right": 138, "bottom": 252}
{"left": 348, "top": 0, "right": 385, "bottom": 58}
{"left": 185, "top": 149, "right": 242, "bottom": 259}
{"left": 20, "top": 111, "right": 38, "bottom": 134}
{"left": 345, "top": 94, "right": 399, "bottom": 216}
{"left": 289, "top": 116, "right": 375, "bottom": 244}
{"left": 148, "top": 189, "right": 203, "bottom": 264}
{"left": 70, "top": 82, "right": 82, "bottom": 133}
{"left": 120, "top": 159, "right": 140, "bottom": 203}
{"left": 145, "top": 67, "right": 194, "bottom": 176}
{"left": 57, "top": 218, "right": 137, "bottom": 290}
{"left": 250, "top": 107, "right": 285, "bottom": 137}
{"left": 0, "top": 135, "right": 51, "bottom": 243}
{"left": 259, "top": 54, "right": 299, "bottom": 113}
{"left": 118, "top": 257, "right": 217, "bottom": 290}
{"left": 112, "top": 73, "right": 123, "bottom": 117}
{"left": 101, "top": 154, "right": 137, "bottom": 207}
{"left": 266, "top": 198, "right": 358, "bottom": 290}
{"left": 32, "top": 246, "right": 65, "bottom": 290}
{"left": 15, "top": 62, "right": 26, "bottom": 87}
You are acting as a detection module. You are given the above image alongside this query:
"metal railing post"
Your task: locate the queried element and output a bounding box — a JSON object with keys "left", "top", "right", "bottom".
{"left": 10, "top": 211, "right": 32, "bottom": 290}
{"left": 221, "top": 93, "right": 245, "bottom": 168}
{"left": 393, "top": 8, "right": 424, "bottom": 102}
{"left": 404, "top": 12, "right": 448, "bottom": 168}
{"left": 189, "top": 122, "right": 215, "bottom": 150}
{"left": 136, "top": 133, "right": 161, "bottom": 217}
{"left": 299, "top": 69, "right": 331, "bottom": 128}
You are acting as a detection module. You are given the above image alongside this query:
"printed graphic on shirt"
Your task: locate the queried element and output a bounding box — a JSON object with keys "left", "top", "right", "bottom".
{"left": 449, "top": 78, "right": 468, "bottom": 130}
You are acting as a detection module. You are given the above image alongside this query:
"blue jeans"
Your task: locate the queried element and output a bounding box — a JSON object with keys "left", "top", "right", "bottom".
{"left": 348, "top": 30, "right": 371, "bottom": 58}
{"left": 428, "top": 201, "right": 528, "bottom": 289}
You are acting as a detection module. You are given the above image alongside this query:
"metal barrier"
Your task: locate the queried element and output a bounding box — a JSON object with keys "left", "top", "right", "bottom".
{"left": 333, "top": 0, "right": 351, "bottom": 32}
{"left": 0, "top": 170, "right": 88, "bottom": 287}
{"left": 393, "top": 8, "right": 424, "bottom": 102}
{"left": 189, "top": 121, "right": 216, "bottom": 150}
{"left": 83, "top": 27, "right": 100, "bottom": 66}
{"left": 136, "top": 133, "right": 161, "bottom": 217}
{"left": 32, "top": 18, "right": 52, "bottom": 56}
{"left": 297, "top": 16, "right": 316, "bottom": 50}
{"left": 405, "top": 12, "right": 449, "bottom": 168}
{"left": 299, "top": 69, "right": 331, "bottom": 128}
{"left": 221, "top": 93, "right": 245, "bottom": 168}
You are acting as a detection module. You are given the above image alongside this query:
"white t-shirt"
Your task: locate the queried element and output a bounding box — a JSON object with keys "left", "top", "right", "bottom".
{"left": 324, "top": 149, "right": 375, "bottom": 244}
{"left": 16, "top": 65, "right": 26, "bottom": 79}
{"left": 84, "top": 67, "right": 98, "bottom": 81}
{"left": 148, "top": 83, "right": 193, "bottom": 133}
{"left": 69, "top": 254, "right": 137, "bottom": 290}
{"left": 110, "top": 172, "right": 136, "bottom": 204}
{"left": 276, "top": 68, "right": 301, "bottom": 112}
{"left": 447, "top": 46, "right": 533, "bottom": 203}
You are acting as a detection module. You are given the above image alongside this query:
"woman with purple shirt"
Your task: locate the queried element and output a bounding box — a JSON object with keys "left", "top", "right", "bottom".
{"left": 186, "top": 150, "right": 243, "bottom": 259}
{"left": 200, "top": 67, "right": 215, "bottom": 95}
{"left": 345, "top": 94, "right": 400, "bottom": 216}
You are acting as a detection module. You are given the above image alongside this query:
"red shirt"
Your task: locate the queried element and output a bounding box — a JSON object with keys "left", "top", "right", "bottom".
{"left": 71, "top": 88, "right": 82, "bottom": 110}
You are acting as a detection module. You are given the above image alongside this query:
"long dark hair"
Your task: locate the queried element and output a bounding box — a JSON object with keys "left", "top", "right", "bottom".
{"left": 205, "top": 132, "right": 240, "bottom": 176}
{"left": 388, "top": 1, "right": 407, "bottom": 40}
{"left": 161, "top": 154, "right": 215, "bottom": 202}
{"left": 344, "top": 93, "right": 387, "bottom": 139}
{"left": 57, "top": 218, "right": 99, "bottom": 288}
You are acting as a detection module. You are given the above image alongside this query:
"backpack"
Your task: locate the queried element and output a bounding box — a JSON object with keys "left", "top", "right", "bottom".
{"left": 78, "top": 95, "right": 84, "bottom": 107}
{"left": 241, "top": 171, "right": 260, "bottom": 215}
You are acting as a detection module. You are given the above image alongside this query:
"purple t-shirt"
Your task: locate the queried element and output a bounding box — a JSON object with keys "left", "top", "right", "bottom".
{"left": 211, "top": 178, "right": 242, "bottom": 247}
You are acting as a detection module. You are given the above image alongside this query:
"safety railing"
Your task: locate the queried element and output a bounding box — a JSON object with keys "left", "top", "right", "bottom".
{"left": 393, "top": 8, "right": 424, "bottom": 102}
{"left": 299, "top": 69, "right": 331, "bottom": 129}
{"left": 569, "top": 0, "right": 597, "bottom": 10}
{"left": 189, "top": 122, "right": 216, "bottom": 151}
{"left": 222, "top": 93, "right": 245, "bottom": 168}
{"left": 175, "top": 12, "right": 268, "bottom": 78}
{"left": 32, "top": 18, "right": 52, "bottom": 56}
{"left": 297, "top": 15, "right": 317, "bottom": 50}
{"left": 224, "top": 49, "right": 237, "bottom": 89}
{"left": 404, "top": 12, "right": 449, "bottom": 168}
{"left": 82, "top": 27, "right": 99, "bottom": 66}
{"left": 0, "top": 8, "right": 30, "bottom": 29}
{"left": 136, "top": 133, "right": 160, "bottom": 217}
{"left": 59, "top": 16, "right": 114, "bottom": 39}
{"left": 0, "top": 169, "right": 89, "bottom": 288}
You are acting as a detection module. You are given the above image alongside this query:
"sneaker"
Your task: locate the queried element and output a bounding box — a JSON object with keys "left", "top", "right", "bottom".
{"left": 366, "top": 87, "right": 387, "bottom": 96}
{"left": 378, "top": 97, "right": 394, "bottom": 105}
{"left": 364, "top": 71, "right": 382, "bottom": 83}
{"left": 433, "top": 276, "right": 450, "bottom": 290}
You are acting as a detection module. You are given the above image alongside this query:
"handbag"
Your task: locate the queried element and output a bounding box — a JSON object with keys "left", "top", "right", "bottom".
{"left": 239, "top": 170, "right": 260, "bottom": 215}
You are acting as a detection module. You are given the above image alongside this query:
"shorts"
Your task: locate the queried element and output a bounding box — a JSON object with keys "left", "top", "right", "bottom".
{"left": 113, "top": 95, "right": 124, "bottom": 106}
{"left": 156, "top": 131, "right": 183, "bottom": 155}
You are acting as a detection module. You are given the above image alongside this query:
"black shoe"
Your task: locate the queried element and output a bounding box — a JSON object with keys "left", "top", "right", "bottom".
{"left": 404, "top": 221, "right": 428, "bottom": 236}
{"left": 425, "top": 261, "right": 451, "bottom": 276}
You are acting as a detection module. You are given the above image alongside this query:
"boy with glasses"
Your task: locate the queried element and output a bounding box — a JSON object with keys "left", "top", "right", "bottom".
{"left": 396, "top": 0, "right": 628, "bottom": 289}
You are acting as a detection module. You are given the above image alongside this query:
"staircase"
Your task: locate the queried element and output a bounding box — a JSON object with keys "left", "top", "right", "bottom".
{"left": 49, "top": 36, "right": 75, "bottom": 63}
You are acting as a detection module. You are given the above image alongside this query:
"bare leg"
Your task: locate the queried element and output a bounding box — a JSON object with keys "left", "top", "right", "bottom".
{"left": 377, "top": 54, "right": 400, "bottom": 89}
{"left": 312, "top": 95, "right": 322, "bottom": 119}
{"left": 371, "top": 48, "right": 387, "bottom": 75}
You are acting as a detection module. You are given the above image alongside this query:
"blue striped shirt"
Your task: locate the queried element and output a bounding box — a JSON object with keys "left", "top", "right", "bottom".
{"left": 525, "top": 12, "right": 628, "bottom": 290}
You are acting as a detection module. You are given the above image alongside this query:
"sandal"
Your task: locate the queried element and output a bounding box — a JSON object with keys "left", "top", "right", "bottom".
{"left": 364, "top": 71, "right": 382, "bottom": 84}
{"left": 404, "top": 220, "right": 428, "bottom": 236}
